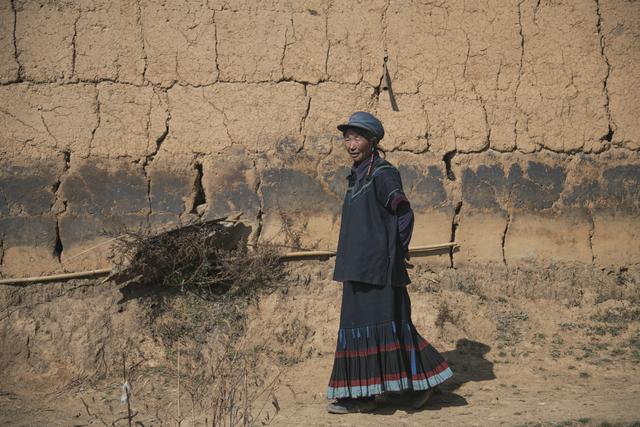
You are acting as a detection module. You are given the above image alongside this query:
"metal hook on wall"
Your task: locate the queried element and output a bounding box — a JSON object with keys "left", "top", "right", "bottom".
{"left": 382, "top": 56, "right": 399, "bottom": 112}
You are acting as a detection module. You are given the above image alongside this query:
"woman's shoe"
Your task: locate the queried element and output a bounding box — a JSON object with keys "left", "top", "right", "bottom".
{"left": 326, "top": 397, "right": 377, "bottom": 414}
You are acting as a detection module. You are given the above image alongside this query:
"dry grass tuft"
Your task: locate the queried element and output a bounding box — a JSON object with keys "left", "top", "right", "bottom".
{"left": 111, "top": 220, "right": 284, "bottom": 298}
{"left": 94, "top": 220, "right": 288, "bottom": 425}
{"left": 435, "top": 301, "right": 462, "bottom": 328}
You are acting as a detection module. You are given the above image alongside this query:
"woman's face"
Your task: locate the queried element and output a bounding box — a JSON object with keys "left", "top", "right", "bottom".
{"left": 343, "top": 129, "right": 373, "bottom": 164}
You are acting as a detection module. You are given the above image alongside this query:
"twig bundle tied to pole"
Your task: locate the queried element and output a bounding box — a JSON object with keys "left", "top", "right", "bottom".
{"left": 108, "top": 220, "right": 285, "bottom": 296}
{"left": 0, "top": 218, "right": 459, "bottom": 286}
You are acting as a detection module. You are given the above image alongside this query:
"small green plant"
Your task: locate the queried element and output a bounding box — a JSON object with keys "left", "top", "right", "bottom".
{"left": 591, "top": 307, "right": 640, "bottom": 323}
{"left": 495, "top": 309, "right": 529, "bottom": 344}
{"left": 629, "top": 333, "right": 640, "bottom": 363}
{"left": 587, "top": 325, "right": 624, "bottom": 336}
{"left": 532, "top": 333, "right": 546, "bottom": 345}
{"left": 610, "top": 348, "right": 626, "bottom": 357}
{"left": 559, "top": 322, "right": 578, "bottom": 331}
{"left": 435, "top": 302, "right": 462, "bottom": 328}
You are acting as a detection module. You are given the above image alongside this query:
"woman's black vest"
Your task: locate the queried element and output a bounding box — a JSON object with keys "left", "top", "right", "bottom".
{"left": 333, "top": 158, "right": 411, "bottom": 287}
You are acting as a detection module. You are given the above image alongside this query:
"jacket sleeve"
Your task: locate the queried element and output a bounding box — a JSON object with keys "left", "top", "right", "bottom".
{"left": 374, "top": 167, "right": 405, "bottom": 210}
{"left": 374, "top": 167, "right": 414, "bottom": 254}
{"left": 397, "top": 203, "right": 414, "bottom": 256}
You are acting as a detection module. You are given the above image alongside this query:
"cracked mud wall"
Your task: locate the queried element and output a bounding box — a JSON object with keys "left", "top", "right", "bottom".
{"left": 0, "top": 0, "right": 639, "bottom": 277}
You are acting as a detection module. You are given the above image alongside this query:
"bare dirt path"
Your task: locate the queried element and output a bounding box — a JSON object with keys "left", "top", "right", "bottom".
{"left": 2, "top": 265, "right": 639, "bottom": 426}
{"left": 272, "top": 355, "right": 640, "bottom": 426}
{"left": 1, "top": 356, "right": 638, "bottom": 427}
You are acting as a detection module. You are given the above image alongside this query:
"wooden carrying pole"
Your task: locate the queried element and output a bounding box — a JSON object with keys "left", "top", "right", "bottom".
{"left": 0, "top": 268, "right": 113, "bottom": 285}
{"left": 0, "top": 242, "right": 458, "bottom": 286}
{"left": 279, "top": 242, "right": 458, "bottom": 260}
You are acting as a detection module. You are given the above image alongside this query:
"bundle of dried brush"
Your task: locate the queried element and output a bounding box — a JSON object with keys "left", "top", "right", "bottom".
{"left": 109, "top": 219, "right": 284, "bottom": 298}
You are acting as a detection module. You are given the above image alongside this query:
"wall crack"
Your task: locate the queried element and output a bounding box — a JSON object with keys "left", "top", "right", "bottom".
{"left": 595, "top": 0, "right": 614, "bottom": 144}
{"left": 190, "top": 161, "right": 207, "bottom": 216}
{"left": 254, "top": 160, "right": 264, "bottom": 245}
{"left": 462, "top": 30, "right": 471, "bottom": 78}
{"left": 449, "top": 201, "right": 462, "bottom": 268}
{"left": 587, "top": 208, "right": 596, "bottom": 264}
{"left": 40, "top": 115, "right": 60, "bottom": 148}
{"left": 324, "top": 5, "right": 330, "bottom": 77}
{"left": 51, "top": 150, "right": 71, "bottom": 265}
{"left": 0, "top": 237, "right": 4, "bottom": 273}
{"left": 381, "top": 0, "right": 391, "bottom": 63}
{"left": 146, "top": 90, "right": 170, "bottom": 164}
{"left": 135, "top": 0, "right": 148, "bottom": 83}
{"left": 205, "top": 97, "right": 233, "bottom": 145}
{"left": 443, "top": 150, "right": 457, "bottom": 181}
{"left": 70, "top": 12, "right": 81, "bottom": 80}
{"left": 89, "top": 87, "right": 102, "bottom": 154}
{"left": 10, "top": 0, "right": 23, "bottom": 82}
{"left": 501, "top": 210, "right": 512, "bottom": 267}
{"left": 514, "top": 0, "right": 526, "bottom": 151}
{"left": 53, "top": 220, "right": 64, "bottom": 263}
{"left": 281, "top": 16, "right": 294, "bottom": 78}
{"left": 141, "top": 90, "right": 170, "bottom": 224}
{"left": 212, "top": 10, "right": 220, "bottom": 80}
{"left": 299, "top": 86, "right": 311, "bottom": 151}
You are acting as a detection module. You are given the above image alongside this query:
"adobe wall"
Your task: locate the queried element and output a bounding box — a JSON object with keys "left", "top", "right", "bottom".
{"left": 1, "top": 0, "right": 638, "bottom": 277}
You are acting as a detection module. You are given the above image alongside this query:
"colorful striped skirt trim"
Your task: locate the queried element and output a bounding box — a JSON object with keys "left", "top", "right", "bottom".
{"left": 327, "top": 320, "right": 453, "bottom": 399}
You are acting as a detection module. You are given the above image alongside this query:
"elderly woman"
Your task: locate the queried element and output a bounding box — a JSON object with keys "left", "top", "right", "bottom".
{"left": 326, "top": 112, "right": 453, "bottom": 414}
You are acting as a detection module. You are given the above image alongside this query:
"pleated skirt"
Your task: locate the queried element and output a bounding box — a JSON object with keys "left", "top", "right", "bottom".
{"left": 327, "top": 281, "right": 453, "bottom": 399}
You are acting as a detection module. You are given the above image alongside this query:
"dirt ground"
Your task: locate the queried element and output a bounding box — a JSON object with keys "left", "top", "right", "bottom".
{"left": 1, "top": 352, "right": 639, "bottom": 427}
{"left": 1, "top": 262, "right": 639, "bottom": 426}
{"left": 272, "top": 349, "right": 640, "bottom": 426}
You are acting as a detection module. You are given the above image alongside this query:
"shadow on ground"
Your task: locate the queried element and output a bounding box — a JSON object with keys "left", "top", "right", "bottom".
{"left": 375, "top": 338, "right": 495, "bottom": 414}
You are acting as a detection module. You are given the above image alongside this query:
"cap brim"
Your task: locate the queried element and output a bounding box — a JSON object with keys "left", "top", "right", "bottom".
{"left": 337, "top": 123, "right": 371, "bottom": 134}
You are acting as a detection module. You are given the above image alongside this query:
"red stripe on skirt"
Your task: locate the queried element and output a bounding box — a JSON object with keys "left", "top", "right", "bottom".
{"left": 329, "top": 373, "right": 410, "bottom": 388}
{"left": 411, "top": 361, "right": 450, "bottom": 381}
{"left": 329, "top": 363, "right": 449, "bottom": 388}
{"left": 334, "top": 339, "right": 430, "bottom": 359}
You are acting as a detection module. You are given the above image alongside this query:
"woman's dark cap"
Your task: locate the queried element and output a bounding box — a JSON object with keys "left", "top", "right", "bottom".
{"left": 337, "top": 111, "right": 385, "bottom": 143}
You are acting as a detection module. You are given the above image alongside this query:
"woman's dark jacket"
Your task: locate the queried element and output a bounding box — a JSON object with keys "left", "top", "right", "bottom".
{"left": 333, "top": 155, "right": 412, "bottom": 287}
